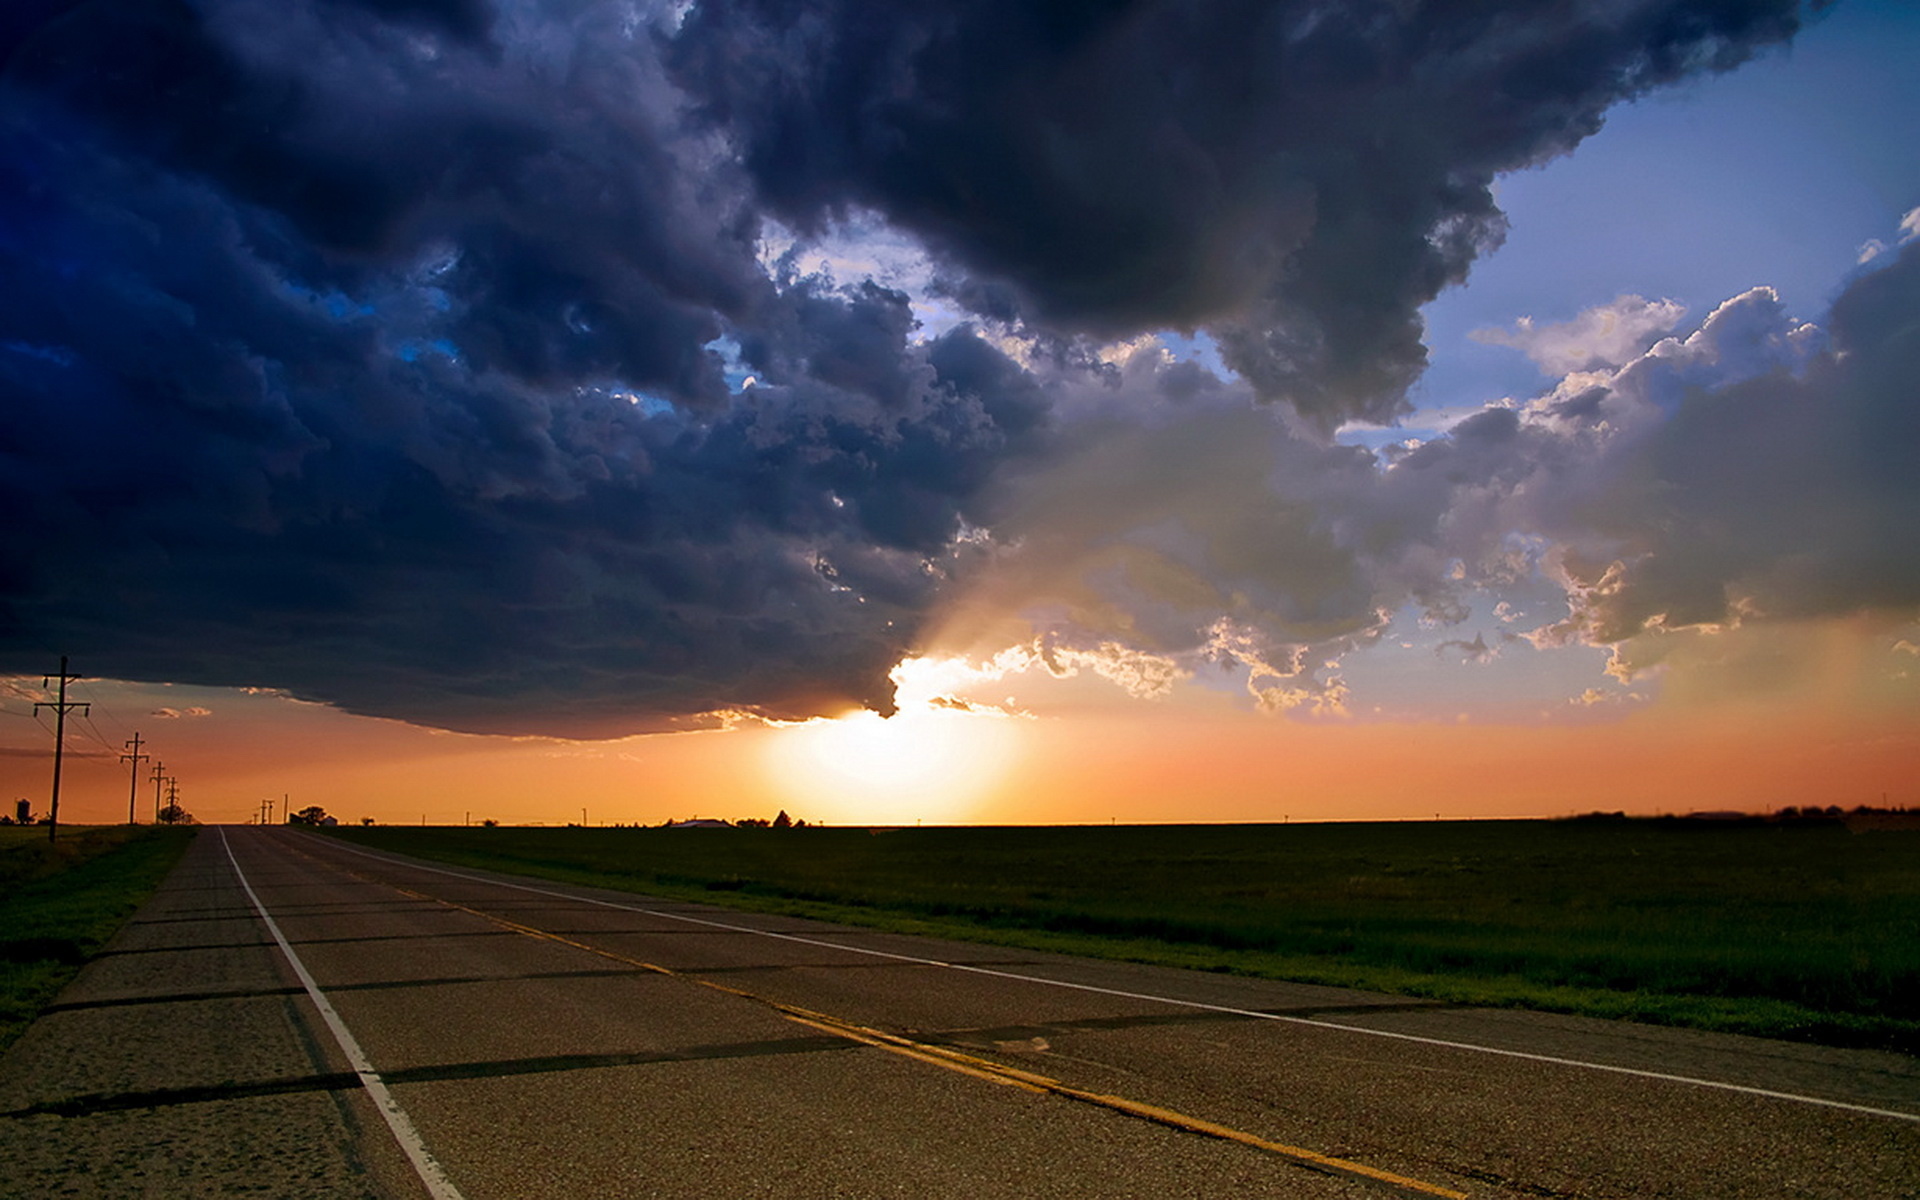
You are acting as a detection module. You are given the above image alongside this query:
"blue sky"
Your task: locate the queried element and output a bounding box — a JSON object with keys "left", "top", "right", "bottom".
{"left": 1418, "top": 0, "right": 1920, "bottom": 423}
{"left": 1288, "top": 0, "right": 1920, "bottom": 720}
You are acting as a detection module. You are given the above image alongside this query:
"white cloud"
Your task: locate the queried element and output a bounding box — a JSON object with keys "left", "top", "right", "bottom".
{"left": 1856, "top": 206, "right": 1920, "bottom": 265}
{"left": 1471, "top": 294, "right": 1687, "bottom": 375}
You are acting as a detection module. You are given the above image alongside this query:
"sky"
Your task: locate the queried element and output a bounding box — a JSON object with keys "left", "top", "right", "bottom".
{"left": 2, "top": 0, "right": 1916, "bottom": 827}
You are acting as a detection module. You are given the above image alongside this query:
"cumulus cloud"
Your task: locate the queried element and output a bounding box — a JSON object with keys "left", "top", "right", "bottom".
{"left": 0, "top": 0, "right": 1832, "bottom": 735}
{"left": 1387, "top": 223, "right": 1918, "bottom": 702}
{"left": 1472, "top": 295, "right": 1688, "bottom": 376}
{"left": 150, "top": 706, "right": 214, "bottom": 720}
{"left": 1536, "top": 242, "right": 1920, "bottom": 664}
{"left": 1856, "top": 205, "right": 1920, "bottom": 265}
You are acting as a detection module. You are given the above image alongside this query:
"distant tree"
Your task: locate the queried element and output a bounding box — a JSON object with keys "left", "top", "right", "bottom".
{"left": 158, "top": 803, "right": 196, "bottom": 825}
{"left": 290, "top": 805, "right": 330, "bottom": 826}
{"left": 736, "top": 817, "right": 769, "bottom": 828}
{"left": 480, "top": 818, "right": 498, "bottom": 827}
{"left": 772, "top": 809, "right": 793, "bottom": 830}
{"left": 361, "top": 817, "right": 375, "bottom": 826}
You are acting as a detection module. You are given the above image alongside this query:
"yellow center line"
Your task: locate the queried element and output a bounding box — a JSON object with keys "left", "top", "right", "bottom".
{"left": 302, "top": 842, "right": 1468, "bottom": 1199}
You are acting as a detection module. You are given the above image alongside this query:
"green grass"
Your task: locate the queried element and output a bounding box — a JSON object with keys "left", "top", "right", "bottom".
{"left": 0, "top": 825, "right": 198, "bottom": 1052}
{"left": 330, "top": 819, "right": 1920, "bottom": 1053}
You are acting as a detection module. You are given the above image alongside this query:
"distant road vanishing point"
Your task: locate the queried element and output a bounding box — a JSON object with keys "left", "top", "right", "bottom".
{"left": 3, "top": 828, "right": 1915, "bottom": 1198}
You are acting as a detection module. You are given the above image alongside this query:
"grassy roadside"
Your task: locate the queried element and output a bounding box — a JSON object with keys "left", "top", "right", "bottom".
{"left": 0, "top": 825, "right": 198, "bottom": 1053}
{"left": 331, "top": 820, "right": 1920, "bottom": 1054}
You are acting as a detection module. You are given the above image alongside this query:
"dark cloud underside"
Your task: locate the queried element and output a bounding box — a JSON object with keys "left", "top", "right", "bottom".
{"left": 671, "top": 0, "right": 1802, "bottom": 426}
{"left": 0, "top": 0, "right": 1860, "bottom": 735}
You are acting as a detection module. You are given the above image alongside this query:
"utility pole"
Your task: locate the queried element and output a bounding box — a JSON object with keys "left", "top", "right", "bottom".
{"left": 120, "top": 733, "right": 148, "bottom": 826}
{"left": 150, "top": 761, "right": 165, "bottom": 822}
{"left": 160, "top": 777, "right": 179, "bottom": 824}
{"left": 34, "top": 657, "right": 88, "bottom": 843}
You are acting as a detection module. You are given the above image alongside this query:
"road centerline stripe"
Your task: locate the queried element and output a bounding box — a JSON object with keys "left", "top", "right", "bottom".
{"left": 358, "top": 870, "right": 1467, "bottom": 1198}
{"left": 315, "top": 834, "right": 1920, "bottom": 1125}
{"left": 220, "top": 830, "right": 467, "bottom": 1200}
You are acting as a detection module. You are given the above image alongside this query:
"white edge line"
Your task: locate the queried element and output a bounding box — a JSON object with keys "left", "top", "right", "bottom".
{"left": 317, "top": 834, "right": 1920, "bottom": 1126}
{"left": 221, "top": 829, "right": 468, "bottom": 1200}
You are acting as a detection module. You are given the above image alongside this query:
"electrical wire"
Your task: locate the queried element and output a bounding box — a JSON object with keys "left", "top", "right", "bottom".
{"left": 75, "top": 713, "right": 121, "bottom": 755}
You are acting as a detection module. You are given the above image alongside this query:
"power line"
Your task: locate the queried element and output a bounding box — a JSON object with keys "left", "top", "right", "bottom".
{"left": 25, "top": 704, "right": 117, "bottom": 760}
{"left": 73, "top": 679, "right": 134, "bottom": 736}
{"left": 75, "top": 711, "right": 122, "bottom": 756}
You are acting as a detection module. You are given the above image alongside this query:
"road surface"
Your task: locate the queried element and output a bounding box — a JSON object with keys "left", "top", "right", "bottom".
{"left": 2, "top": 827, "right": 1914, "bottom": 1198}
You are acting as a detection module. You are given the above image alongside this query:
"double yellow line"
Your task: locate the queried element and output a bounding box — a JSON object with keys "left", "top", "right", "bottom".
{"left": 377, "top": 877, "right": 1468, "bottom": 1199}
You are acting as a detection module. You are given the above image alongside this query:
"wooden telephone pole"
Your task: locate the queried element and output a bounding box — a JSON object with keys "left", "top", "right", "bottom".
{"left": 34, "top": 657, "right": 88, "bottom": 843}
{"left": 121, "top": 733, "right": 149, "bottom": 825}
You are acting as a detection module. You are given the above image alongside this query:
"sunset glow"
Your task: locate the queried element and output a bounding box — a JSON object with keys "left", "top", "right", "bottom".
{"left": 1, "top": 1, "right": 1915, "bottom": 828}
{"left": 763, "top": 706, "right": 1023, "bottom": 826}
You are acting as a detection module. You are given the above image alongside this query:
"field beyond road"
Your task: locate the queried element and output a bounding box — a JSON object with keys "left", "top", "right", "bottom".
{"left": 334, "top": 818, "right": 1919, "bottom": 1053}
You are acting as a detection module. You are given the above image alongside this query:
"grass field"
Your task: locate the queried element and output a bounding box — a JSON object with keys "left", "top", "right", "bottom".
{"left": 334, "top": 818, "right": 1920, "bottom": 1053}
{"left": 0, "top": 825, "right": 197, "bottom": 1052}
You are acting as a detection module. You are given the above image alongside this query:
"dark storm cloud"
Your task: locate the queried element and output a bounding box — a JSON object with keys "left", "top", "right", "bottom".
{"left": 0, "top": 0, "right": 1821, "bottom": 733}
{"left": 0, "top": 0, "right": 1051, "bottom": 733}
{"left": 669, "top": 0, "right": 1803, "bottom": 427}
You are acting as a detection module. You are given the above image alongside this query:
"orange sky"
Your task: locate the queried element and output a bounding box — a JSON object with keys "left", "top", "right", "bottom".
{"left": 4, "top": 4, "right": 1917, "bottom": 835}
{"left": 5, "top": 618, "right": 1914, "bottom": 828}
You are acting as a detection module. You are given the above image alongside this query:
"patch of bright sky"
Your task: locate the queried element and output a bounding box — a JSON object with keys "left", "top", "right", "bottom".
{"left": 1334, "top": 598, "right": 1628, "bottom": 724}
{"left": 757, "top": 215, "right": 970, "bottom": 340}
{"left": 703, "top": 334, "right": 755, "bottom": 391}
{"left": 1156, "top": 330, "right": 1233, "bottom": 377}
{"left": 597, "top": 386, "right": 677, "bottom": 416}
{"left": 1409, "top": 0, "right": 1920, "bottom": 437}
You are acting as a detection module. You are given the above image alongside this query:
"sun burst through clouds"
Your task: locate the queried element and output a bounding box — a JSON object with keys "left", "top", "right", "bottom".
{"left": 760, "top": 657, "right": 1024, "bottom": 825}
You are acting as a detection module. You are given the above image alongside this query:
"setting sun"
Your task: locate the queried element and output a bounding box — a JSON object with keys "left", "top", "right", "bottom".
{"left": 762, "top": 705, "right": 1022, "bottom": 825}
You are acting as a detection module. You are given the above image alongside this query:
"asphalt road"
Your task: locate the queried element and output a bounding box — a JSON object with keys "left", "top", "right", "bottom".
{"left": 2, "top": 828, "right": 1915, "bottom": 1199}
